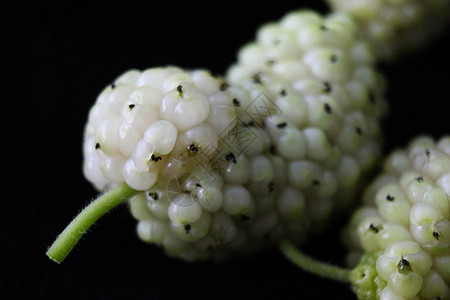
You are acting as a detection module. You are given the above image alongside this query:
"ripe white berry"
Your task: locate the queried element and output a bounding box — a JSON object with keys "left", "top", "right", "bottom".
{"left": 344, "top": 136, "right": 450, "bottom": 299}
{"left": 82, "top": 10, "right": 388, "bottom": 262}
{"left": 326, "top": 0, "right": 450, "bottom": 61}
{"left": 227, "top": 10, "right": 387, "bottom": 229}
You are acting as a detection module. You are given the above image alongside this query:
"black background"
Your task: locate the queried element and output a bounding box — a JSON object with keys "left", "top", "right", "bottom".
{"left": 2, "top": 0, "right": 449, "bottom": 299}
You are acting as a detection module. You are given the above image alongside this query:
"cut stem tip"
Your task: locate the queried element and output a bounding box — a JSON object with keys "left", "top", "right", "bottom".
{"left": 46, "top": 183, "right": 138, "bottom": 264}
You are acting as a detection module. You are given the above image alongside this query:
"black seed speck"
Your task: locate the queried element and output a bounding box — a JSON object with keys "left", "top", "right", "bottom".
{"left": 177, "top": 85, "right": 183, "bottom": 96}
{"left": 386, "top": 194, "right": 395, "bottom": 201}
{"left": 232, "top": 98, "right": 240, "bottom": 107}
{"left": 184, "top": 190, "right": 191, "bottom": 194}
{"left": 355, "top": 127, "right": 363, "bottom": 136}
{"left": 330, "top": 54, "right": 338, "bottom": 63}
{"left": 225, "top": 152, "right": 237, "bottom": 163}
{"left": 416, "top": 176, "right": 424, "bottom": 183}
{"left": 324, "top": 103, "right": 332, "bottom": 114}
{"left": 189, "top": 144, "right": 198, "bottom": 153}
{"left": 243, "top": 120, "right": 255, "bottom": 127}
{"left": 252, "top": 73, "right": 262, "bottom": 84}
{"left": 397, "top": 258, "right": 412, "bottom": 273}
{"left": 323, "top": 82, "right": 332, "bottom": 93}
{"left": 220, "top": 82, "right": 229, "bottom": 91}
{"left": 240, "top": 214, "right": 251, "bottom": 221}
{"left": 277, "top": 122, "right": 287, "bottom": 129}
{"left": 269, "top": 145, "right": 277, "bottom": 155}
{"left": 433, "top": 231, "right": 439, "bottom": 240}
{"left": 148, "top": 192, "right": 158, "bottom": 201}
{"left": 369, "top": 224, "right": 380, "bottom": 233}
{"left": 280, "top": 89, "right": 287, "bottom": 96}
{"left": 184, "top": 224, "right": 191, "bottom": 234}
{"left": 425, "top": 149, "right": 431, "bottom": 158}
{"left": 312, "top": 180, "right": 320, "bottom": 186}
{"left": 128, "top": 104, "right": 135, "bottom": 110}
{"left": 95, "top": 143, "right": 101, "bottom": 149}
{"left": 151, "top": 154, "right": 162, "bottom": 162}
{"left": 195, "top": 183, "right": 202, "bottom": 188}
{"left": 268, "top": 182, "right": 275, "bottom": 193}
{"left": 320, "top": 25, "right": 328, "bottom": 31}
{"left": 111, "top": 83, "right": 116, "bottom": 89}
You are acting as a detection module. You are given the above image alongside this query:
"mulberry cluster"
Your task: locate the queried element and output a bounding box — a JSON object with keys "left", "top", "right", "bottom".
{"left": 83, "top": 10, "right": 388, "bottom": 262}
{"left": 326, "top": 0, "right": 450, "bottom": 60}
{"left": 343, "top": 136, "right": 450, "bottom": 299}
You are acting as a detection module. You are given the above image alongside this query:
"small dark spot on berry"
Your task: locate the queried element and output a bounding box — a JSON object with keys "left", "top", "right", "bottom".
{"left": 312, "top": 180, "right": 320, "bottom": 186}
{"left": 225, "top": 152, "right": 237, "bottom": 163}
{"left": 361, "top": 273, "right": 366, "bottom": 278}
{"left": 252, "top": 73, "right": 262, "bottom": 84}
{"left": 128, "top": 104, "right": 135, "bottom": 110}
{"left": 320, "top": 25, "right": 328, "bottom": 31}
{"left": 397, "top": 258, "right": 412, "bottom": 273}
{"left": 416, "top": 176, "right": 424, "bottom": 183}
{"left": 269, "top": 145, "right": 277, "bottom": 155}
{"left": 189, "top": 144, "right": 199, "bottom": 153}
{"left": 240, "top": 214, "right": 251, "bottom": 221}
{"left": 243, "top": 120, "right": 255, "bottom": 127}
{"left": 324, "top": 103, "right": 332, "bottom": 114}
{"left": 195, "top": 183, "right": 202, "bottom": 188}
{"left": 433, "top": 231, "right": 439, "bottom": 240}
{"left": 151, "top": 154, "right": 162, "bottom": 162}
{"left": 232, "top": 98, "right": 240, "bottom": 107}
{"left": 323, "top": 82, "right": 332, "bottom": 93}
{"left": 95, "top": 143, "right": 101, "bottom": 149}
{"left": 148, "top": 192, "right": 159, "bottom": 201}
{"left": 177, "top": 85, "right": 183, "bottom": 96}
{"left": 425, "top": 149, "right": 431, "bottom": 158}
{"left": 111, "top": 83, "right": 116, "bottom": 89}
{"left": 330, "top": 54, "right": 338, "bottom": 63}
{"left": 268, "top": 182, "right": 275, "bottom": 193}
{"left": 355, "top": 127, "right": 363, "bottom": 136}
{"left": 277, "top": 122, "right": 287, "bottom": 129}
{"left": 184, "top": 190, "right": 191, "bottom": 194}
{"left": 184, "top": 224, "right": 192, "bottom": 234}
{"left": 386, "top": 194, "right": 395, "bottom": 201}
{"left": 280, "top": 89, "right": 287, "bottom": 96}
{"left": 369, "top": 224, "right": 380, "bottom": 233}
{"left": 220, "top": 82, "right": 229, "bottom": 91}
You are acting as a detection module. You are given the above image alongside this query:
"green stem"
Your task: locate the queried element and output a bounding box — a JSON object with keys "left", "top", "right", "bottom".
{"left": 279, "top": 240, "right": 351, "bottom": 283}
{"left": 46, "top": 183, "right": 138, "bottom": 264}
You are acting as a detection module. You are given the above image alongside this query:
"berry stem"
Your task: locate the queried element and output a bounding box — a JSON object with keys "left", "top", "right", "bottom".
{"left": 278, "top": 240, "right": 351, "bottom": 283}
{"left": 46, "top": 183, "right": 138, "bottom": 264}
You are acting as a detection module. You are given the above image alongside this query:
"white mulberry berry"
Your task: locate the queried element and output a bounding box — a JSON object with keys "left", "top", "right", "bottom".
{"left": 326, "top": 0, "right": 450, "bottom": 61}
{"left": 342, "top": 136, "right": 450, "bottom": 299}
